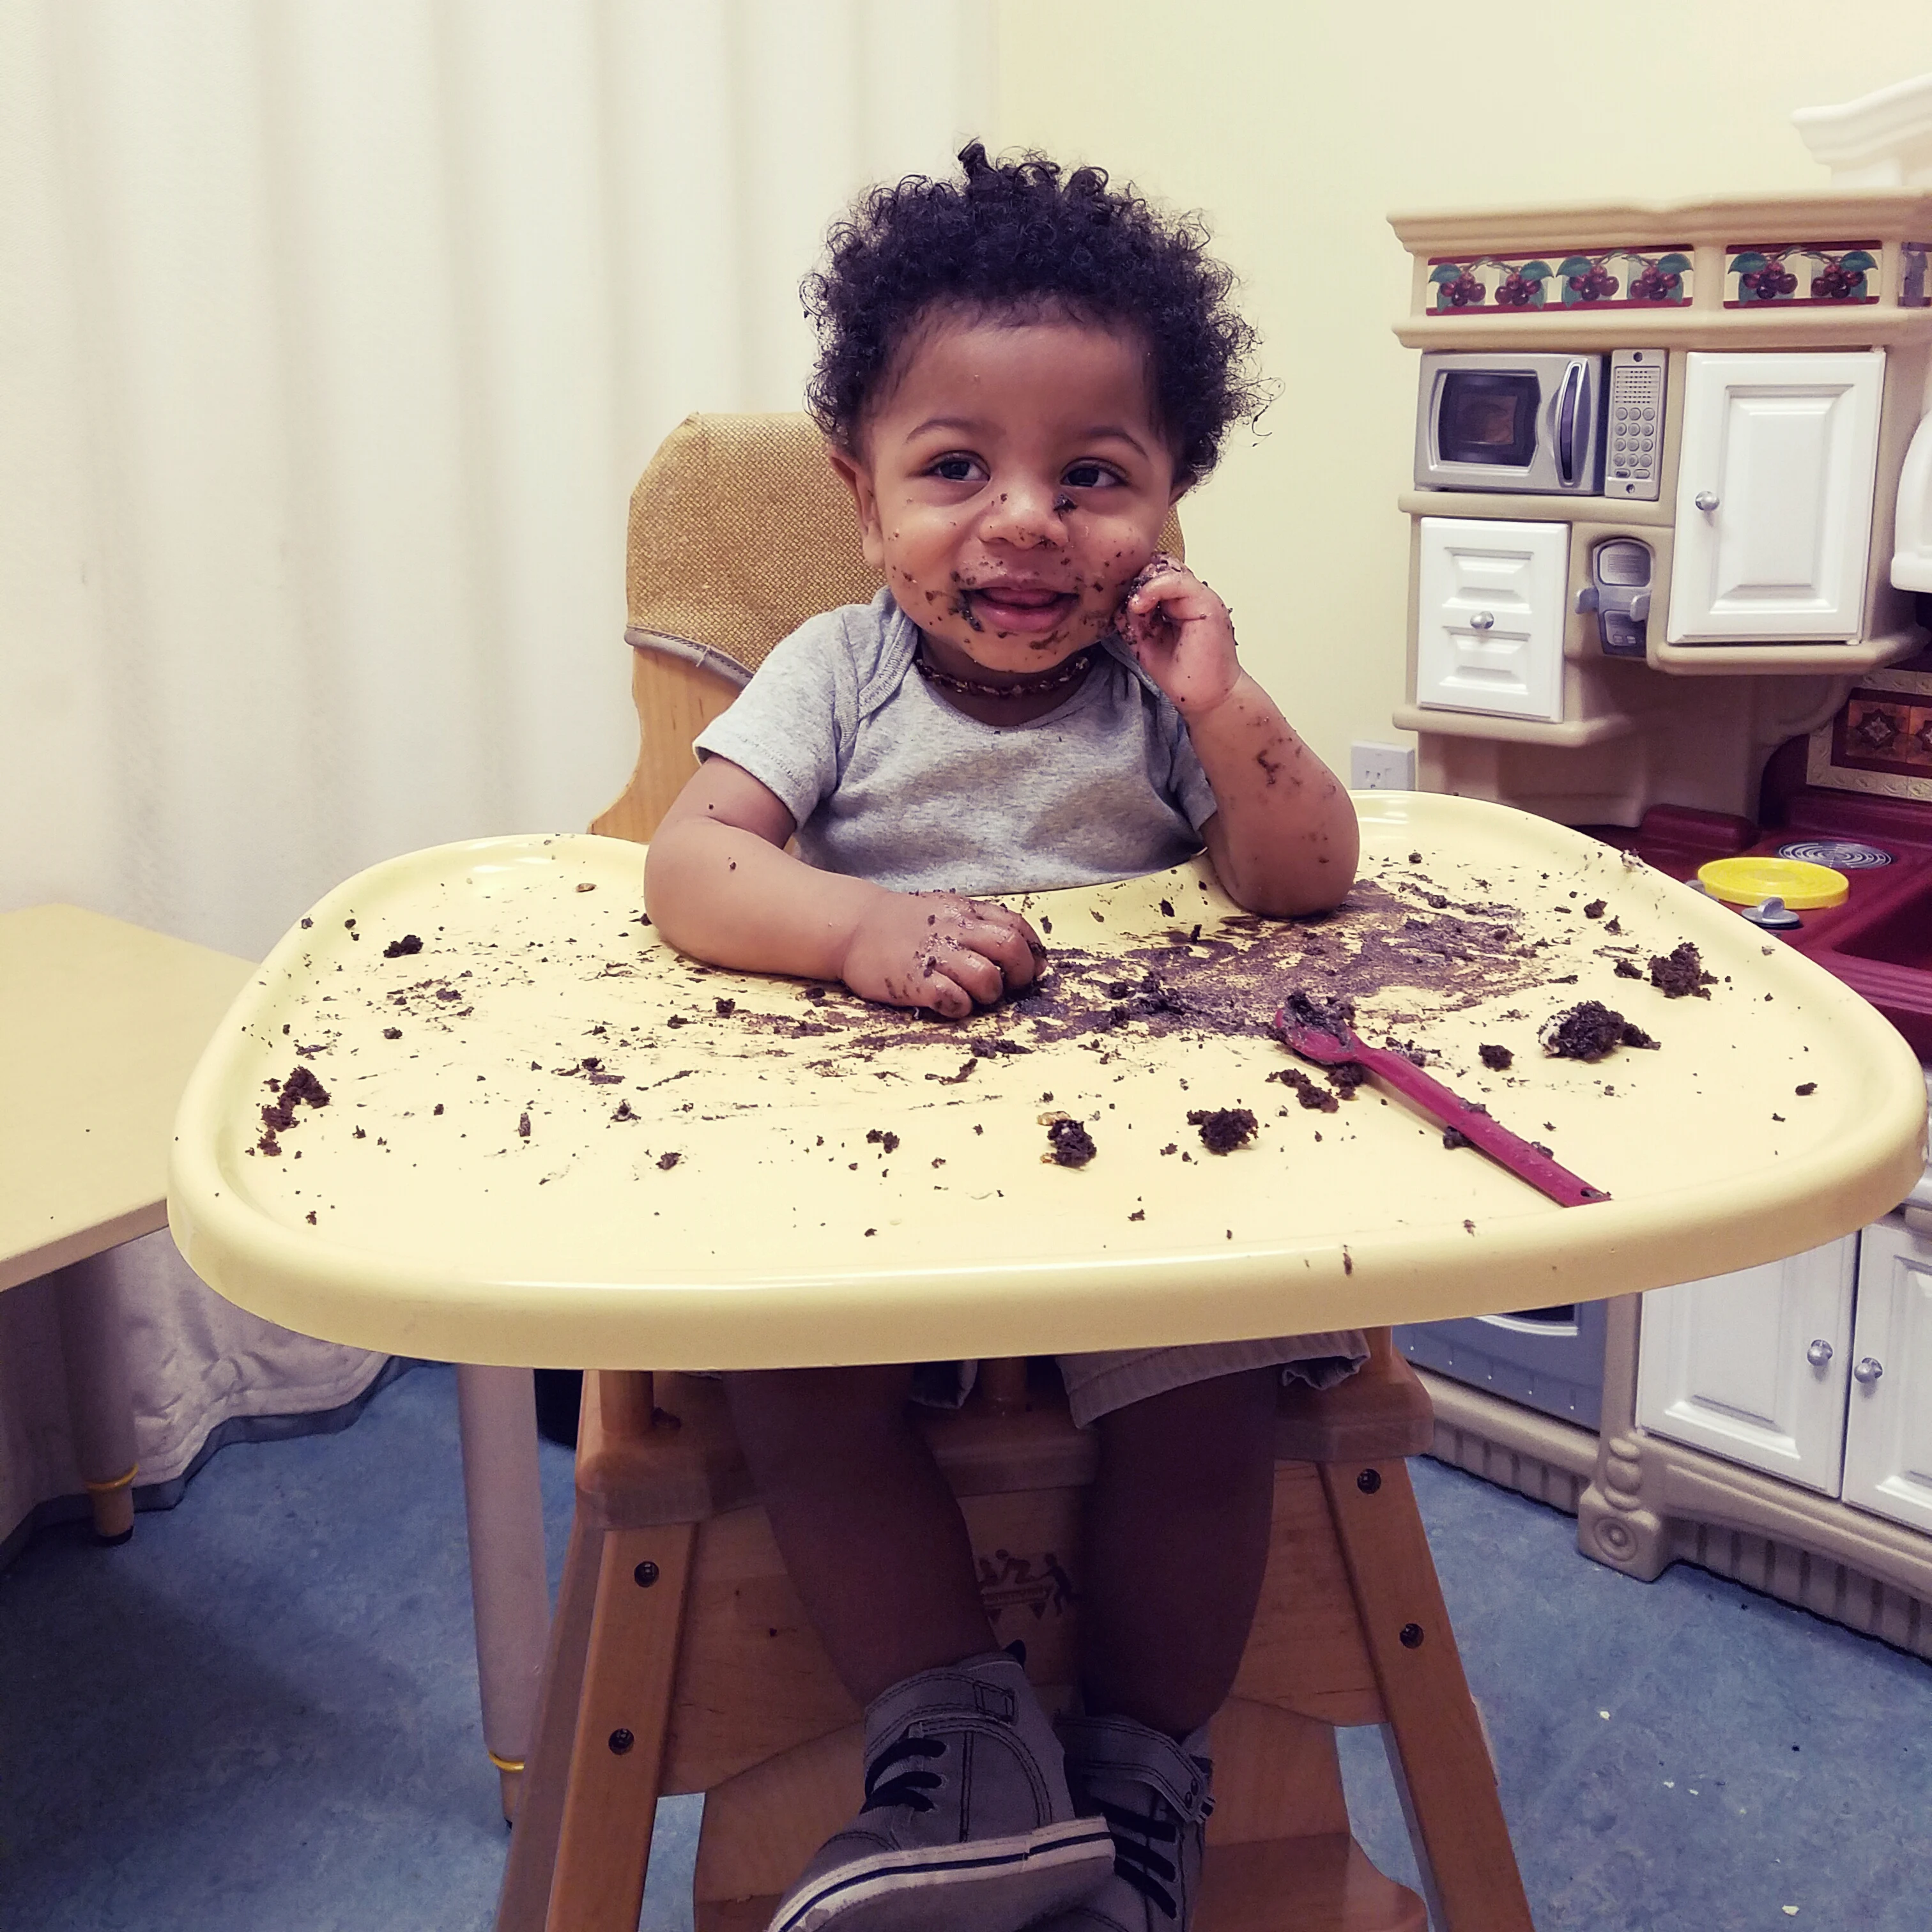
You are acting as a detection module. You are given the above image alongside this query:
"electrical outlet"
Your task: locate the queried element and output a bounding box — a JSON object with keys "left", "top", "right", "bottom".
{"left": 1349, "top": 742, "right": 1415, "bottom": 791}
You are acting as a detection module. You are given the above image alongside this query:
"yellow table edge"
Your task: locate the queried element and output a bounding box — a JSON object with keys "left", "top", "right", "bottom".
{"left": 166, "top": 807, "right": 1930, "bottom": 1370}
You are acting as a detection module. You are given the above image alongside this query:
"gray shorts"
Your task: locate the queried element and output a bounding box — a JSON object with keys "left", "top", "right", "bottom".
{"left": 912, "top": 1332, "right": 1369, "bottom": 1430}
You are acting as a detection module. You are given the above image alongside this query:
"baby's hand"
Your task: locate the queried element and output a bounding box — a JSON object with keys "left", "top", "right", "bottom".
{"left": 841, "top": 891, "right": 1044, "bottom": 1018}
{"left": 1117, "top": 554, "right": 1240, "bottom": 719}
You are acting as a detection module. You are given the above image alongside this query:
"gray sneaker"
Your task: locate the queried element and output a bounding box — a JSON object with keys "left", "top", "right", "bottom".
{"left": 1033, "top": 1713, "right": 1215, "bottom": 1930}
{"left": 766, "top": 1652, "right": 1116, "bottom": 1932}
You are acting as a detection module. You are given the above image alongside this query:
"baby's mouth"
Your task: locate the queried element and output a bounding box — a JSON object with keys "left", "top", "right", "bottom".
{"left": 965, "top": 584, "right": 1078, "bottom": 634}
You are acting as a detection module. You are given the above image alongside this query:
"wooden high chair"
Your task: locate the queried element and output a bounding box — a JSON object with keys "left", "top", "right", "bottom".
{"left": 494, "top": 414, "right": 1535, "bottom": 1932}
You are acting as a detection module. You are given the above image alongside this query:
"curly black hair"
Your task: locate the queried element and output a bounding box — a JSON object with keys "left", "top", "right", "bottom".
{"left": 802, "top": 142, "right": 1266, "bottom": 484}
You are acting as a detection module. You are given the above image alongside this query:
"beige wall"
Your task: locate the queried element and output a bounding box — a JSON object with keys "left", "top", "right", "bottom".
{"left": 995, "top": 2, "right": 1932, "bottom": 780}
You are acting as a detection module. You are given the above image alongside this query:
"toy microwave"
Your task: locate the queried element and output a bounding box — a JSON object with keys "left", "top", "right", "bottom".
{"left": 1413, "top": 349, "right": 1666, "bottom": 502}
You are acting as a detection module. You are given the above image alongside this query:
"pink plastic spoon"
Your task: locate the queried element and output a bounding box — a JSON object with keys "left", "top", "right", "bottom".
{"left": 1274, "top": 994, "right": 1609, "bottom": 1209}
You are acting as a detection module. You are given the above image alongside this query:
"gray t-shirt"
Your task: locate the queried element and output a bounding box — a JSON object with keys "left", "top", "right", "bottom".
{"left": 693, "top": 588, "right": 1218, "bottom": 894}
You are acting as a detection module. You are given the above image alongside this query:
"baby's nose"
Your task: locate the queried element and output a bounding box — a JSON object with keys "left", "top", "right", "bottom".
{"left": 978, "top": 479, "right": 1067, "bottom": 545}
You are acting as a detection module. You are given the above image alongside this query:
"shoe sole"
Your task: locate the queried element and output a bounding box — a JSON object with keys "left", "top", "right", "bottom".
{"left": 770, "top": 1818, "right": 1116, "bottom": 1932}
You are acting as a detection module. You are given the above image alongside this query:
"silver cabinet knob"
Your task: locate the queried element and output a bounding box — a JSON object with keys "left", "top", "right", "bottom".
{"left": 1807, "top": 1338, "right": 1834, "bottom": 1367}
{"left": 1853, "top": 1356, "right": 1885, "bottom": 1385}
{"left": 1694, "top": 490, "right": 1720, "bottom": 512}
{"left": 1468, "top": 611, "right": 1496, "bottom": 631}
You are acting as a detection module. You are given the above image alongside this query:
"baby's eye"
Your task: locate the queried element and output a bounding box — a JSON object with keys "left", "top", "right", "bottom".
{"left": 1062, "top": 462, "right": 1120, "bottom": 489}
{"left": 928, "top": 454, "right": 985, "bottom": 484}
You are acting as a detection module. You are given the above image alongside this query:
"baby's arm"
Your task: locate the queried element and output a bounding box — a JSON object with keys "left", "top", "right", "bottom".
{"left": 643, "top": 756, "right": 1042, "bottom": 1018}
{"left": 1121, "top": 560, "right": 1359, "bottom": 917}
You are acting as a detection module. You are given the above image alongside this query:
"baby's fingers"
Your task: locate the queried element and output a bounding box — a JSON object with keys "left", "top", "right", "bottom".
{"left": 962, "top": 909, "right": 1043, "bottom": 991}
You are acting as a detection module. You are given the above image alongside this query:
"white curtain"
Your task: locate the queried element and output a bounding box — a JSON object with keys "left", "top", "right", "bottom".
{"left": 3, "top": 0, "right": 994, "bottom": 960}
{"left": 0, "top": 0, "right": 992, "bottom": 1547}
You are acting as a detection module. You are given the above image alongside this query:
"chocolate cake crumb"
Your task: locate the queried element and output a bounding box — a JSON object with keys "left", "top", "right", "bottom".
{"left": 300, "top": 917, "right": 312, "bottom": 929}
{"left": 667, "top": 1015, "right": 687, "bottom": 1028}
{"left": 613, "top": 1100, "right": 637, "bottom": 1121}
{"left": 433, "top": 1103, "right": 443, "bottom": 1116}
{"left": 1187, "top": 1107, "right": 1258, "bottom": 1154}
{"left": 1443, "top": 1128, "right": 1471, "bottom": 1149}
{"left": 383, "top": 934, "right": 423, "bottom": 958}
{"left": 1159, "top": 899, "right": 1175, "bottom": 917}
{"left": 306, "top": 1210, "right": 317, "bottom": 1224}
{"left": 1613, "top": 958, "right": 1643, "bottom": 979}
{"left": 353, "top": 1126, "right": 365, "bottom": 1139}
{"left": 382, "top": 1026, "right": 402, "bottom": 1039}
{"left": 657, "top": 1150, "right": 680, "bottom": 1170}
{"left": 1542, "top": 1002, "right": 1659, "bottom": 1061}
{"left": 1160, "top": 1142, "right": 1177, "bottom": 1156}
{"left": 1531, "top": 1140, "right": 1553, "bottom": 1156}
{"left": 1407, "top": 851, "right": 1423, "bottom": 864}
{"left": 1424, "top": 893, "right": 1449, "bottom": 910}
{"left": 1268, "top": 1066, "right": 1339, "bottom": 1112}
{"left": 716, "top": 998, "right": 736, "bottom": 1016}
{"left": 1326, "top": 1062, "right": 1368, "bottom": 1097}
{"left": 1129, "top": 1208, "right": 1145, "bottom": 1221}
{"left": 1045, "top": 1119, "right": 1098, "bottom": 1167}
{"left": 518, "top": 1112, "right": 532, "bottom": 1138}
{"left": 866, "top": 1129, "right": 901, "bottom": 1154}
{"left": 805, "top": 986, "right": 827, "bottom": 1001}
{"left": 1648, "top": 942, "right": 1715, "bottom": 999}
{"left": 1604, "top": 917, "right": 1621, "bottom": 934}
{"left": 1795, "top": 1082, "right": 1816, "bottom": 1096}
{"left": 1583, "top": 900, "right": 1606, "bottom": 919}
{"left": 1479, "top": 1043, "right": 1513, "bottom": 1071}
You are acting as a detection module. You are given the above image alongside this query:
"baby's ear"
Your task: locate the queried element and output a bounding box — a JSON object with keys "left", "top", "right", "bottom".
{"left": 826, "top": 446, "right": 887, "bottom": 569}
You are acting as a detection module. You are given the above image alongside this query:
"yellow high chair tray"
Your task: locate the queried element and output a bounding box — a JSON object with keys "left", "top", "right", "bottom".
{"left": 167, "top": 792, "right": 1924, "bottom": 1371}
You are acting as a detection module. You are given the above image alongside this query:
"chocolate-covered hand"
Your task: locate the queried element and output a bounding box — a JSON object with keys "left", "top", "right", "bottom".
{"left": 1117, "top": 554, "right": 1240, "bottom": 719}
{"left": 840, "top": 891, "right": 1043, "bottom": 1018}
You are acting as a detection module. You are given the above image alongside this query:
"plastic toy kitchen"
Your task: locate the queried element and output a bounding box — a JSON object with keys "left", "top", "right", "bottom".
{"left": 1389, "top": 81, "right": 1932, "bottom": 1665}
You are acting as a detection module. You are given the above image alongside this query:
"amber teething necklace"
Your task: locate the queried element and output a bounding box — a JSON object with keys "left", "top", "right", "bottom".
{"left": 914, "top": 645, "right": 1096, "bottom": 701}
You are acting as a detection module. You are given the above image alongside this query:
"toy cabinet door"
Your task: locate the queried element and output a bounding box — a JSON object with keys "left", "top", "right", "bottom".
{"left": 1635, "top": 1235, "right": 1856, "bottom": 1494}
{"left": 1415, "top": 516, "right": 1568, "bottom": 722}
{"left": 1666, "top": 349, "right": 1883, "bottom": 642}
{"left": 1840, "top": 1216, "right": 1932, "bottom": 1535}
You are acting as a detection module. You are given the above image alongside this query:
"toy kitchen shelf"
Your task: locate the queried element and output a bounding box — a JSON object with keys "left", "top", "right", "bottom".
{"left": 1389, "top": 188, "right": 1932, "bottom": 847}
{"left": 1388, "top": 190, "right": 1932, "bottom": 1661}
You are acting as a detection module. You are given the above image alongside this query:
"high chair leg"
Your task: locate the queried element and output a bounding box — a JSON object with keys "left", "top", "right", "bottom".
{"left": 546, "top": 1521, "right": 698, "bottom": 1931}
{"left": 1321, "top": 1459, "right": 1535, "bottom": 1932}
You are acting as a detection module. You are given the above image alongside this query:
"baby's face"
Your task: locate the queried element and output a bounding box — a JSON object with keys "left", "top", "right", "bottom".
{"left": 831, "top": 314, "right": 1181, "bottom": 677}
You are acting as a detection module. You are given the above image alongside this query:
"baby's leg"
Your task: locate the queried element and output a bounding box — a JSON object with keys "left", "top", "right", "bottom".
{"left": 726, "top": 1366, "right": 1114, "bottom": 1929}
{"left": 723, "top": 1364, "right": 993, "bottom": 1703}
{"left": 1032, "top": 1368, "right": 1280, "bottom": 1932}
{"left": 1080, "top": 1364, "right": 1280, "bottom": 1735}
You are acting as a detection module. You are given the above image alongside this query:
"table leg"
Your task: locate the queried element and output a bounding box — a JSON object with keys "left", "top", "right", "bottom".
{"left": 496, "top": 1510, "right": 602, "bottom": 1932}
{"left": 52, "top": 1253, "right": 140, "bottom": 1543}
{"left": 457, "top": 1364, "right": 553, "bottom": 1823}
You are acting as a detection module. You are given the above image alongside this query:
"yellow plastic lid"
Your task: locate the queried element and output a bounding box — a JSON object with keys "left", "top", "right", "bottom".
{"left": 1698, "top": 855, "right": 1848, "bottom": 910}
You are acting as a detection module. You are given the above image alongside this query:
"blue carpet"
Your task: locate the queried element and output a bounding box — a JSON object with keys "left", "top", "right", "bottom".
{"left": 0, "top": 1363, "right": 1925, "bottom": 1929}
